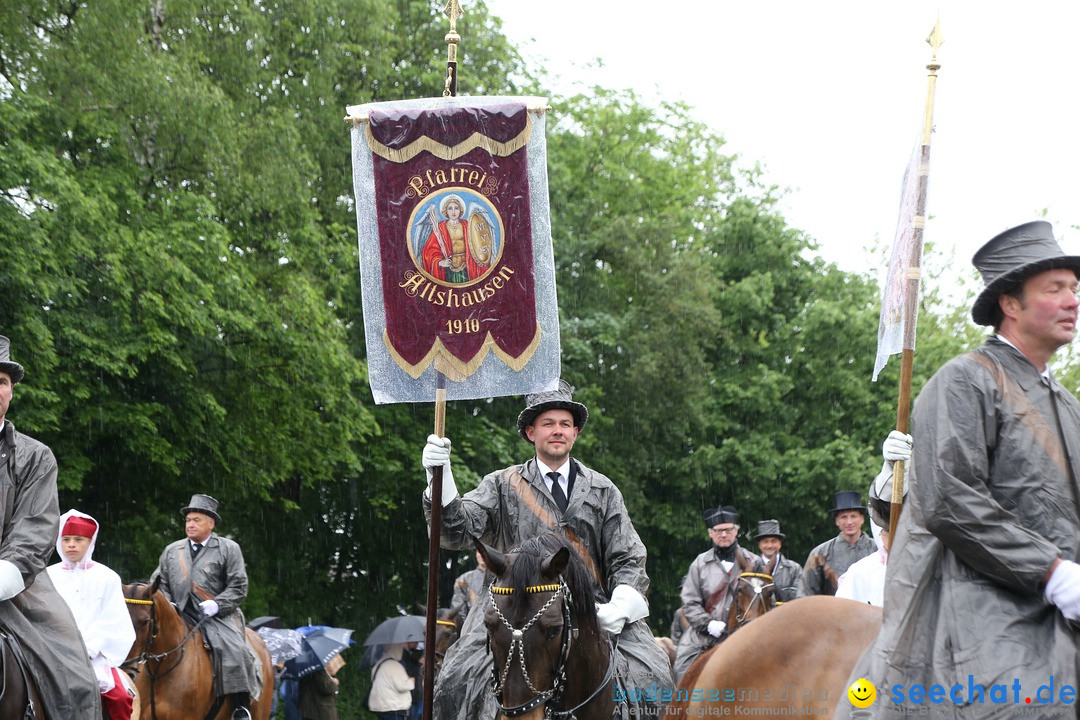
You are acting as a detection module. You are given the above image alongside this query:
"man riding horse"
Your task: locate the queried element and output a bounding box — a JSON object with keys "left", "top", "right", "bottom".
{"left": 672, "top": 506, "right": 763, "bottom": 681}
{"left": 152, "top": 493, "right": 259, "bottom": 720}
{"left": 0, "top": 335, "right": 102, "bottom": 718}
{"left": 421, "top": 379, "right": 675, "bottom": 719}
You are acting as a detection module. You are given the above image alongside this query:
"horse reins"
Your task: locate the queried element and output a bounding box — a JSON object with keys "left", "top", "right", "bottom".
{"left": 732, "top": 571, "right": 775, "bottom": 626}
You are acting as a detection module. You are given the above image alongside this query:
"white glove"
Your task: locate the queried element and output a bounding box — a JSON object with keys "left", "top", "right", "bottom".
{"left": 0, "top": 560, "right": 24, "bottom": 601}
{"left": 1045, "top": 559, "right": 1080, "bottom": 621}
{"left": 707, "top": 620, "right": 726, "bottom": 638}
{"left": 882, "top": 430, "right": 913, "bottom": 463}
{"left": 595, "top": 584, "right": 649, "bottom": 634}
{"left": 422, "top": 435, "right": 459, "bottom": 507}
{"left": 200, "top": 599, "right": 220, "bottom": 617}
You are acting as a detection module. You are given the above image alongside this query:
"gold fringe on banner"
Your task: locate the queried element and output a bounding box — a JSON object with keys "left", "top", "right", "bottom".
{"left": 365, "top": 114, "right": 532, "bottom": 164}
{"left": 383, "top": 323, "right": 542, "bottom": 380}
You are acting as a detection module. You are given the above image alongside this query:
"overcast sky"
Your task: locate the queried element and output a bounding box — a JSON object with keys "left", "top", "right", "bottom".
{"left": 478, "top": 1, "right": 1080, "bottom": 288}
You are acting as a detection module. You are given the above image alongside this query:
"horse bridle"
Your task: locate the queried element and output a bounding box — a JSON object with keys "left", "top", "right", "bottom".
{"left": 489, "top": 578, "right": 597, "bottom": 719}
{"left": 123, "top": 584, "right": 213, "bottom": 720}
{"left": 731, "top": 571, "right": 775, "bottom": 627}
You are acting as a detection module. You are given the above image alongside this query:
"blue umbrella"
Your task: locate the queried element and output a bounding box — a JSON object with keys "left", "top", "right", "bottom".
{"left": 283, "top": 627, "right": 353, "bottom": 679}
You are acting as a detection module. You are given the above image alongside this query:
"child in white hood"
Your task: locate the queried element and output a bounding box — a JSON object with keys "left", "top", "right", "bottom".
{"left": 47, "top": 509, "right": 137, "bottom": 720}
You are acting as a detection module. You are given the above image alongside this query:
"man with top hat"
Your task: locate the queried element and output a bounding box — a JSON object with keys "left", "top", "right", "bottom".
{"left": 421, "top": 379, "right": 674, "bottom": 719}
{"left": 153, "top": 493, "right": 259, "bottom": 720}
{"left": 48, "top": 509, "right": 137, "bottom": 719}
{"left": 753, "top": 519, "right": 801, "bottom": 603}
{"left": 796, "top": 490, "right": 875, "bottom": 598}
{"left": 835, "top": 432, "right": 913, "bottom": 606}
{"left": 672, "top": 506, "right": 763, "bottom": 681}
{"left": 838, "top": 221, "right": 1080, "bottom": 720}
{"left": 0, "top": 335, "right": 102, "bottom": 718}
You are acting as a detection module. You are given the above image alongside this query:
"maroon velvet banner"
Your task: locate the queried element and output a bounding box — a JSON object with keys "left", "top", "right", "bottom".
{"left": 367, "top": 103, "right": 539, "bottom": 379}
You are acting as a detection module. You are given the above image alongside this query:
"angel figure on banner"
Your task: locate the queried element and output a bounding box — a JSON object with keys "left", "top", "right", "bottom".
{"left": 415, "top": 191, "right": 499, "bottom": 284}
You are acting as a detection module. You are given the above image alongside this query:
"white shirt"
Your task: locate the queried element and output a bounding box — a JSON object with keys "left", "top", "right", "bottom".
{"left": 537, "top": 459, "right": 571, "bottom": 497}
{"left": 835, "top": 545, "right": 888, "bottom": 607}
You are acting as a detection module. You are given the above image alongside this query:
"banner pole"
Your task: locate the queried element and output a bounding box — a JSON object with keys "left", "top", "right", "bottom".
{"left": 424, "top": 6, "right": 462, "bottom": 717}
{"left": 889, "top": 20, "right": 943, "bottom": 538}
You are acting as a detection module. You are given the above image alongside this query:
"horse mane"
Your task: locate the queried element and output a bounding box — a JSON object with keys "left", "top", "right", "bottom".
{"left": 503, "top": 532, "right": 599, "bottom": 635}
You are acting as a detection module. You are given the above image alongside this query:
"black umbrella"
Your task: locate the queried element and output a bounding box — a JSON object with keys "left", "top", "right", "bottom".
{"left": 247, "top": 615, "right": 282, "bottom": 630}
{"left": 282, "top": 627, "right": 354, "bottom": 679}
{"left": 362, "top": 615, "right": 426, "bottom": 646}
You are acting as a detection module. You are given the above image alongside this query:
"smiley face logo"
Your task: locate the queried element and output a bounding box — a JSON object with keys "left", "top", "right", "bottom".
{"left": 847, "top": 678, "right": 876, "bottom": 708}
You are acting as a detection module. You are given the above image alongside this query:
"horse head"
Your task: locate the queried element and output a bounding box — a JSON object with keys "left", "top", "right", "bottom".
{"left": 478, "top": 533, "right": 613, "bottom": 720}
{"left": 123, "top": 577, "right": 162, "bottom": 667}
{"left": 726, "top": 553, "right": 776, "bottom": 631}
{"left": 433, "top": 605, "right": 464, "bottom": 675}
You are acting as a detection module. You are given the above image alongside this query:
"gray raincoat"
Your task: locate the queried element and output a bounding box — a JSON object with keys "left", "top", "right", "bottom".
{"left": 795, "top": 531, "right": 875, "bottom": 597}
{"left": 0, "top": 421, "right": 101, "bottom": 718}
{"left": 672, "top": 545, "right": 761, "bottom": 680}
{"left": 424, "top": 458, "right": 675, "bottom": 719}
{"left": 763, "top": 551, "right": 801, "bottom": 603}
{"left": 153, "top": 532, "right": 259, "bottom": 698}
{"left": 839, "top": 339, "right": 1080, "bottom": 720}
{"left": 450, "top": 566, "right": 490, "bottom": 617}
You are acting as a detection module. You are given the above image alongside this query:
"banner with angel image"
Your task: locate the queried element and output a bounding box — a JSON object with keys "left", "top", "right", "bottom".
{"left": 347, "top": 96, "right": 560, "bottom": 404}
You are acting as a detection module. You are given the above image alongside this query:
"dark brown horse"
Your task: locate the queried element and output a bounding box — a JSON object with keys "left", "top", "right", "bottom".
{"left": 122, "top": 578, "right": 274, "bottom": 720}
{"left": 479, "top": 534, "right": 615, "bottom": 720}
{"left": 433, "top": 605, "right": 464, "bottom": 676}
{"left": 666, "top": 596, "right": 882, "bottom": 718}
{"left": 0, "top": 628, "right": 44, "bottom": 720}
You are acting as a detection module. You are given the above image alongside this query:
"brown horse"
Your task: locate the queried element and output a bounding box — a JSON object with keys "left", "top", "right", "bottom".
{"left": 724, "top": 555, "right": 777, "bottom": 631}
{"left": 479, "top": 534, "right": 616, "bottom": 720}
{"left": 122, "top": 578, "right": 274, "bottom": 720}
{"left": 0, "top": 628, "right": 44, "bottom": 720}
{"left": 666, "top": 596, "right": 882, "bottom": 718}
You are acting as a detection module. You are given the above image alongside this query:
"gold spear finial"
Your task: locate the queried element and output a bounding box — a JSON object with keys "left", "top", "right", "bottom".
{"left": 443, "top": 0, "right": 463, "bottom": 96}
{"left": 926, "top": 18, "right": 944, "bottom": 70}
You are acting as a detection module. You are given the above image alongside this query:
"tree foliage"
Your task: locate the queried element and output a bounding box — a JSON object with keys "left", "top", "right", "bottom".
{"left": 1, "top": 1, "right": 993, "bottom": 713}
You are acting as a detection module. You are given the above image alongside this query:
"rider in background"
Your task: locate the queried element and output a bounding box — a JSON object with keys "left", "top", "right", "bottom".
{"left": 47, "top": 509, "right": 136, "bottom": 720}
{"left": 795, "top": 490, "right": 875, "bottom": 597}
{"left": 672, "top": 506, "right": 763, "bottom": 681}
{"left": 835, "top": 431, "right": 913, "bottom": 606}
{"left": 152, "top": 493, "right": 259, "bottom": 720}
{"left": 753, "top": 519, "right": 801, "bottom": 603}
{"left": 0, "top": 335, "right": 102, "bottom": 718}
{"left": 449, "top": 549, "right": 490, "bottom": 618}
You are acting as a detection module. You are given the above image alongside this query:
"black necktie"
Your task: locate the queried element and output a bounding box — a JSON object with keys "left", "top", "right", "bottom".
{"left": 547, "top": 471, "right": 568, "bottom": 512}
{"left": 192, "top": 542, "right": 202, "bottom": 556}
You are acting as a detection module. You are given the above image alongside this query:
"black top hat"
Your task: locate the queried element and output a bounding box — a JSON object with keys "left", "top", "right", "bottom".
{"left": 831, "top": 491, "right": 865, "bottom": 516}
{"left": 0, "top": 336, "right": 25, "bottom": 384}
{"left": 971, "top": 221, "right": 1080, "bottom": 326}
{"left": 704, "top": 506, "right": 738, "bottom": 528}
{"left": 516, "top": 379, "right": 589, "bottom": 442}
{"left": 181, "top": 493, "right": 221, "bottom": 524}
{"left": 753, "top": 519, "right": 786, "bottom": 540}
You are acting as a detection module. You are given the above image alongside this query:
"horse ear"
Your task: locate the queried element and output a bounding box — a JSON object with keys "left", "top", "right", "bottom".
{"left": 150, "top": 575, "right": 162, "bottom": 595}
{"left": 542, "top": 547, "right": 570, "bottom": 579}
{"left": 474, "top": 538, "right": 506, "bottom": 577}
